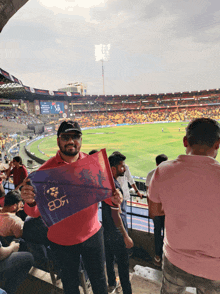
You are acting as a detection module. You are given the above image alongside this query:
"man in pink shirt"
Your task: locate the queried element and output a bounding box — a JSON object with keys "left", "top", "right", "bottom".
{"left": 20, "top": 121, "right": 123, "bottom": 294}
{"left": 148, "top": 118, "right": 220, "bottom": 293}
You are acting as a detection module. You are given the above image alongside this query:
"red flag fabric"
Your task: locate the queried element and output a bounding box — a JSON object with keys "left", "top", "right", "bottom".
{"left": 27, "top": 149, "right": 115, "bottom": 227}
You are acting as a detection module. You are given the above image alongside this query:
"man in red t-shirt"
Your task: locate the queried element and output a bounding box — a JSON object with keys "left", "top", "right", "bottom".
{"left": 21, "top": 121, "right": 123, "bottom": 294}
{"left": 5, "top": 156, "right": 28, "bottom": 190}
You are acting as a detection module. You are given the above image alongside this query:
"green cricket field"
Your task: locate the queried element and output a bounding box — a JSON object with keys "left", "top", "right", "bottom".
{"left": 28, "top": 122, "right": 220, "bottom": 179}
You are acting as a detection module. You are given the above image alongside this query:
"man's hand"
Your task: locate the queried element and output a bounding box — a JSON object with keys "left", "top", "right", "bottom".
{"left": 124, "top": 236, "right": 134, "bottom": 249}
{"left": 21, "top": 179, "right": 36, "bottom": 205}
{"left": 137, "top": 191, "right": 144, "bottom": 199}
{"left": 10, "top": 241, "right": 20, "bottom": 252}
{"left": 111, "top": 188, "right": 123, "bottom": 206}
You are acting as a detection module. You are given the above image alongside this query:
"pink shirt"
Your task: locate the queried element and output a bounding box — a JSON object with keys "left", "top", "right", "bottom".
{"left": 24, "top": 151, "right": 101, "bottom": 245}
{"left": 148, "top": 155, "right": 220, "bottom": 280}
{"left": 0, "top": 212, "right": 24, "bottom": 238}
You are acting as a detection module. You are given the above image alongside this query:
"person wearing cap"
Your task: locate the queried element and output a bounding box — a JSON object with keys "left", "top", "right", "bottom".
{"left": 20, "top": 121, "right": 123, "bottom": 294}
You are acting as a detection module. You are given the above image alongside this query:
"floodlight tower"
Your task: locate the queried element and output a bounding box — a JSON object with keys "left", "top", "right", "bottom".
{"left": 101, "top": 59, "right": 105, "bottom": 95}
{"left": 95, "top": 44, "right": 110, "bottom": 95}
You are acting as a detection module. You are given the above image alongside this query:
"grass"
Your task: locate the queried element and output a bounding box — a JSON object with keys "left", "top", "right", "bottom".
{"left": 29, "top": 121, "right": 220, "bottom": 178}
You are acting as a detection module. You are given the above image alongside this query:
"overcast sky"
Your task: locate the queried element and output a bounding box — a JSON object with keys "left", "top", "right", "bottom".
{"left": 1, "top": 0, "right": 220, "bottom": 95}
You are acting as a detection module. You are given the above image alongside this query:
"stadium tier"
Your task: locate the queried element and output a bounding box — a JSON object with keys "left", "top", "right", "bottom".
{"left": 1, "top": 67, "right": 220, "bottom": 134}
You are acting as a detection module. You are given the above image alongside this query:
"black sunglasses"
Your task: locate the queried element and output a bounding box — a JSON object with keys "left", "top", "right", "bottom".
{"left": 59, "top": 134, "right": 81, "bottom": 141}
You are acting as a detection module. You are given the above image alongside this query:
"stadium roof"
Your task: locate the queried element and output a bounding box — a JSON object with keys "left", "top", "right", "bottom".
{"left": 0, "top": 0, "right": 29, "bottom": 33}
{"left": 0, "top": 68, "right": 81, "bottom": 101}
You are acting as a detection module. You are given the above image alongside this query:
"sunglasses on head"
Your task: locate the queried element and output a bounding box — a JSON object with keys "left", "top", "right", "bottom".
{"left": 59, "top": 133, "right": 81, "bottom": 141}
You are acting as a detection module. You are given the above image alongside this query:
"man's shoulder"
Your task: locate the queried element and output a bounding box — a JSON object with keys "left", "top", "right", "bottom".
{"left": 39, "top": 156, "right": 57, "bottom": 170}
{"left": 147, "top": 168, "right": 156, "bottom": 177}
{"left": 79, "top": 152, "right": 89, "bottom": 159}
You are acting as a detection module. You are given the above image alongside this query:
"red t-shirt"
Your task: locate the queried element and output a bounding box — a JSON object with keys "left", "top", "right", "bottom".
{"left": 24, "top": 151, "right": 101, "bottom": 245}
{"left": 0, "top": 172, "right": 3, "bottom": 185}
{"left": 10, "top": 165, "right": 28, "bottom": 187}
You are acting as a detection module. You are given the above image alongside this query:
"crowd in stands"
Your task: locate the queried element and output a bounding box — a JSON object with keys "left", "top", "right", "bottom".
{"left": 68, "top": 106, "right": 220, "bottom": 128}
{"left": 0, "top": 117, "right": 220, "bottom": 294}
{"left": 0, "top": 107, "right": 42, "bottom": 126}
{"left": 1, "top": 93, "right": 220, "bottom": 133}
{"left": 68, "top": 94, "right": 220, "bottom": 113}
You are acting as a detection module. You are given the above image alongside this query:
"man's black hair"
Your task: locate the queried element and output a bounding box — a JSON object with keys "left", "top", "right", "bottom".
{"left": 89, "top": 149, "right": 99, "bottom": 155}
{"left": 109, "top": 152, "right": 126, "bottom": 167}
{"left": 156, "top": 154, "right": 168, "bottom": 165}
{"left": 13, "top": 156, "right": 22, "bottom": 165}
{"left": 4, "top": 190, "right": 23, "bottom": 207}
{"left": 186, "top": 118, "right": 220, "bottom": 147}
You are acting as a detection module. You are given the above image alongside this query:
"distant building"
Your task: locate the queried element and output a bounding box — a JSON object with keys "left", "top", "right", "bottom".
{"left": 58, "top": 83, "right": 87, "bottom": 96}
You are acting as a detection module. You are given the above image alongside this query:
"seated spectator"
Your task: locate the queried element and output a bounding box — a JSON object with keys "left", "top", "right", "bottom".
{"left": 0, "top": 240, "right": 34, "bottom": 294}
{"left": 0, "top": 172, "right": 6, "bottom": 199}
{"left": 0, "top": 191, "right": 24, "bottom": 248}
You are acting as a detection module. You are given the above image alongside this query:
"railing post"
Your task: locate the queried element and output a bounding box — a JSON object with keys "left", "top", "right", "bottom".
{"left": 130, "top": 193, "right": 132, "bottom": 231}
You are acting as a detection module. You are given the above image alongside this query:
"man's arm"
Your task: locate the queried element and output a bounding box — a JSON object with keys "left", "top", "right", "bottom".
{"left": 0, "top": 241, "right": 19, "bottom": 260}
{"left": 131, "top": 183, "right": 144, "bottom": 199}
{"left": 125, "top": 165, "right": 143, "bottom": 199}
{"left": 148, "top": 198, "right": 164, "bottom": 219}
{"left": 111, "top": 208, "right": 134, "bottom": 248}
{"left": 21, "top": 179, "right": 41, "bottom": 218}
{"left": 5, "top": 161, "right": 13, "bottom": 179}
{"left": 147, "top": 168, "right": 164, "bottom": 219}
{"left": 111, "top": 188, "right": 123, "bottom": 206}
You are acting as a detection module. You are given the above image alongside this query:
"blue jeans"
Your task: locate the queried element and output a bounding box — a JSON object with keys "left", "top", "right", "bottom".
{"left": 153, "top": 215, "right": 165, "bottom": 257}
{"left": 104, "top": 233, "right": 132, "bottom": 294}
{"left": 50, "top": 227, "right": 108, "bottom": 294}
{"left": 0, "top": 251, "right": 34, "bottom": 294}
{"left": 161, "top": 255, "right": 220, "bottom": 294}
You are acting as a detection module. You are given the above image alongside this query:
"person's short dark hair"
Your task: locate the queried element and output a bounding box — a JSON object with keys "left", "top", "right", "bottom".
{"left": 4, "top": 190, "right": 23, "bottom": 207}
{"left": 13, "top": 156, "right": 22, "bottom": 165}
{"left": 186, "top": 118, "right": 220, "bottom": 147}
{"left": 57, "top": 121, "right": 82, "bottom": 137}
{"left": 109, "top": 152, "right": 126, "bottom": 167}
{"left": 156, "top": 154, "right": 168, "bottom": 165}
{"left": 89, "top": 150, "right": 99, "bottom": 155}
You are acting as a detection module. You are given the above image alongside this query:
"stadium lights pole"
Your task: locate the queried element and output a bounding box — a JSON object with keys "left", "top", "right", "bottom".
{"left": 102, "top": 59, "right": 105, "bottom": 95}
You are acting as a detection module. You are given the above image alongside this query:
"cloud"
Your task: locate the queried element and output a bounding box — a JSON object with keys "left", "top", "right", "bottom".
{"left": 1, "top": 0, "right": 220, "bottom": 95}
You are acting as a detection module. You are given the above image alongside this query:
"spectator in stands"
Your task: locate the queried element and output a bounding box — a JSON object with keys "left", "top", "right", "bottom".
{"left": 0, "top": 172, "right": 6, "bottom": 198}
{"left": 0, "top": 240, "right": 34, "bottom": 294}
{"left": 112, "top": 151, "right": 143, "bottom": 226}
{"left": 102, "top": 153, "right": 133, "bottom": 294}
{"left": 148, "top": 118, "right": 220, "bottom": 293}
{"left": 146, "top": 154, "right": 168, "bottom": 267}
{"left": 20, "top": 120, "right": 122, "bottom": 294}
{"left": 0, "top": 191, "right": 24, "bottom": 247}
{"left": 5, "top": 156, "right": 28, "bottom": 190}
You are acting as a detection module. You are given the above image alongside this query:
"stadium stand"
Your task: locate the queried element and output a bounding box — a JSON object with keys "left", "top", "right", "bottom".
{"left": 0, "top": 67, "right": 216, "bottom": 294}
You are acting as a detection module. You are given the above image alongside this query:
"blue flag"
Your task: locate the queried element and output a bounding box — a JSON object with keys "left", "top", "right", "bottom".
{"left": 27, "top": 149, "right": 115, "bottom": 227}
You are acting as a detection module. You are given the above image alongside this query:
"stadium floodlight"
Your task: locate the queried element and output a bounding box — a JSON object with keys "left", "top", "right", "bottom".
{"left": 95, "top": 44, "right": 111, "bottom": 95}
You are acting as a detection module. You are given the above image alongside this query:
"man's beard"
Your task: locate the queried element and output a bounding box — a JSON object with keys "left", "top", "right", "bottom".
{"left": 58, "top": 142, "right": 79, "bottom": 157}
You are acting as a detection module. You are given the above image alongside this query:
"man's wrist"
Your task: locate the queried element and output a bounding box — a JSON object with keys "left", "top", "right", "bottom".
{"left": 27, "top": 201, "right": 36, "bottom": 207}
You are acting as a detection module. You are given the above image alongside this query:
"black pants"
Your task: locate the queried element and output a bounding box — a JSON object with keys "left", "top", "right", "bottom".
{"left": 153, "top": 215, "right": 165, "bottom": 258}
{"left": 0, "top": 251, "right": 34, "bottom": 294}
{"left": 50, "top": 227, "right": 108, "bottom": 294}
{"left": 104, "top": 233, "right": 132, "bottom": 294}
